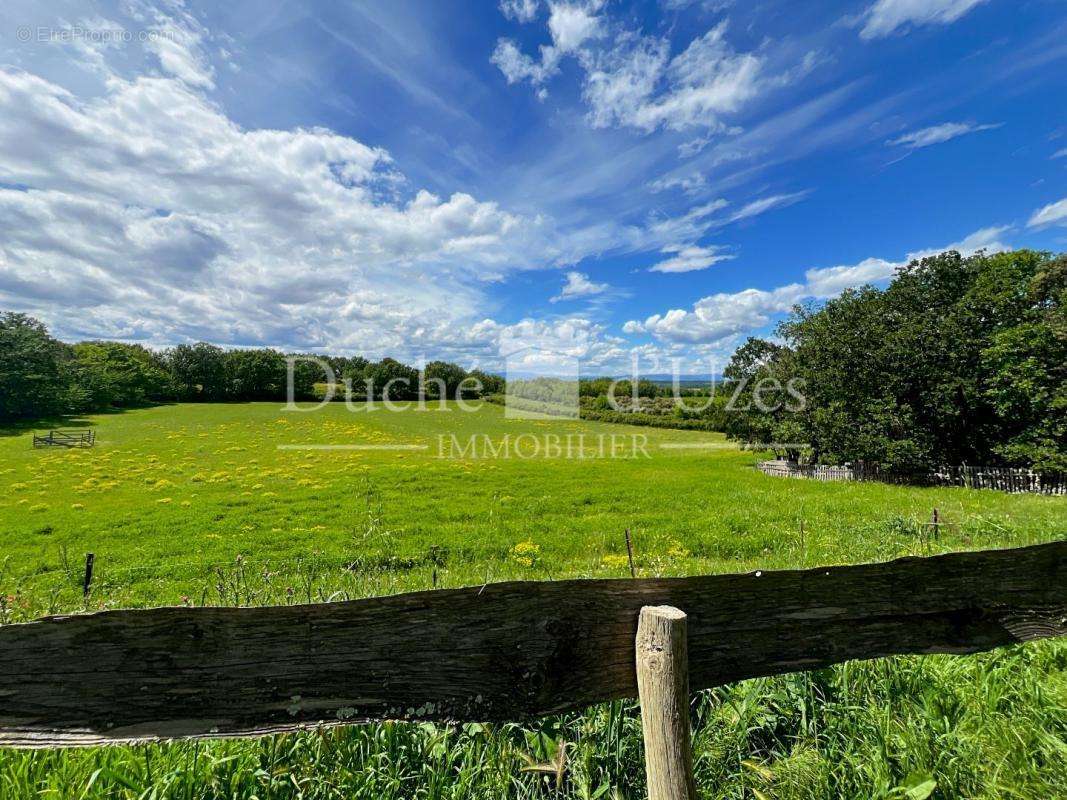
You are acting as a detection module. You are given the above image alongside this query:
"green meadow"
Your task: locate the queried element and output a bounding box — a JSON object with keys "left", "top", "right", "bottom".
{"left": 1, "top": 402, "right": 1066, "bottom": 798}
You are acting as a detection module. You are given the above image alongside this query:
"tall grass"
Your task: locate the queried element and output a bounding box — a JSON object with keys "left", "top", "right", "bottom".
{"left": 2, "top": 555, "right": 1065, "bottom": 799}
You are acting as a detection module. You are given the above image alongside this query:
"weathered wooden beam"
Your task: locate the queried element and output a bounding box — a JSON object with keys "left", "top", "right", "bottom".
{"left": 1, "top": 541, "right": 1065, "bottom": 748}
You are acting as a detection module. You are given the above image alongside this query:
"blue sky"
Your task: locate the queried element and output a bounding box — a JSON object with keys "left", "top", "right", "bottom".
{"left": 0, "top": 0, "right": 1065, "bottom": 374}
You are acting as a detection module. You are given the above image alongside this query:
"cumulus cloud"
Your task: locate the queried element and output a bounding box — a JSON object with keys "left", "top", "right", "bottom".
{"left": 1028, "top": 198, "right": 1067, "bottom": 228}
{"left": 548, "top": 1, "right": 605, "bottom": 53}
{"left": 626, "top": 226, "right": 1010, "bottom": 344}
{"left": 888, "top": 121, "right": 1000, "bottom": 149}
{"left": 625, "top": 285, "right": 799, "bottom": 343}
{"left": 550, "top": 271, "right": 610, "bottom": 301}
{"left": 801, "top": 257, "right": 896, "bottom": 297}
{"left": 497, "top": 316, "right": 628, "bottom": 372}
{"left": 859, "top": 0, "right": 989, "bottom": 40}
{"left": 0, "top": 53, "right": 551, "bottom": 358}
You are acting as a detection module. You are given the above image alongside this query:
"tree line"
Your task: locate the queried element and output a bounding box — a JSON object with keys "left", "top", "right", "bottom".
{"left": 0, "top": 314, "right": 503, "bottom": 423}
{"left": 4, "top": 247, "right": 1063, "bottom": 473}
{"left": 722, "top": 249, "right": 1066, "bottom": 474}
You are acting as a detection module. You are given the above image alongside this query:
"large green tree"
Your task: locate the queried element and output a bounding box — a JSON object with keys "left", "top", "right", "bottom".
{"left": 69, "top": 341, "right": 172, "bottom": 410}
{"left": 466, "top": 369, "right": 505, "bottom": 396}
{"left": 0, "top": 313, "right": 69, "bottom": 421}
{"left": 724, "top": 249, "right": 1066, "bottom": 473}
{"left": 224, "top": 349, "right": 287, "bottom": 401}
{"left": 364, "top": 358, "right": 419, "bottom": 400}
{"left": 422, "top": 361, "right": 468, "bottom": 399}
{"left": 165, "top": 343, "right": 228, "bottom": 401}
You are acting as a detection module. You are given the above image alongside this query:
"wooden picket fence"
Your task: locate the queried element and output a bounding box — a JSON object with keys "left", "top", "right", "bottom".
{"left": 931, "top": 465, "right": 1065, "bottom": 494}
{"left": 757, "top": 460, "right": 855, "bottom": 482}
{"left": 758, "top": 459, "right": 1066, "bottom": 495}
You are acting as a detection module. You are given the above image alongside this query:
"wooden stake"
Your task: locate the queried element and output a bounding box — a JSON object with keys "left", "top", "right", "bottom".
{"left": 82, "top": 553, "right": 95, "bottom": 601}
{"left": 636, "top": 606, "right": 697, "bottom": 800}
{"left": 625, "top": 529, "right": 636, "bottom": 578}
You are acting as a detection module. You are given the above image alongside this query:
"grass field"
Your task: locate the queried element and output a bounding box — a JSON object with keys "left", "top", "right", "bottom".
{"left": 1, "top": 402, "right": 1066, "bottom": 798}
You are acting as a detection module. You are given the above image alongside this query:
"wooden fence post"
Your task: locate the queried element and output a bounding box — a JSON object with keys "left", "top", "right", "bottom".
{"left": 636, "top": 605, "right": 697, "bottom": 800}
{"left": 82, "top": 553, "right": 95, "bottom": 601}
{"left": 625, "top": 528, "right": 637, "bottom": 578}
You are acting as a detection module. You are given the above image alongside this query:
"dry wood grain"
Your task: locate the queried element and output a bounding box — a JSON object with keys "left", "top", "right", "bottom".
{"left": 1, "top": 541, "right": 1065, "bottom": 747}
{"left": 637, "top": 606, "right": 697, "bottom": 800}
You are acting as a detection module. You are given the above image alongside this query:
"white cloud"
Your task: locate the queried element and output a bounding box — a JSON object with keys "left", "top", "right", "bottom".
{"left": 626, "top": 226, "right": 1011, "bottom": 344}
{"left": 491, "top": 39, "right": 560, "bottom": 85}
{"left": 0, "top": 59, "right": 554, "bottom": 357}
{"left": 645, "top": 198, "right": 726, "bottom": 239}
{"left": 906, "top": 225, "right": 1011, "bottom": 260}
{"left": 583, "top": 22, "right": 762, "bottom": 133}
{"left": 662, "top": 0, "right": 735, "bottom": 9}
{"left": 1054, "top": 147, "right": 1067, "bottom": 160}
{"left": 636, "top": 192, "right": 806, "bottom": 273}
{"left": 647, "top": 172, "right": 707, "bottom": 195}
{"left": 1028, "top": 198, "right": 1067, "bottom": 228}
{"left": 888, "top": 121, "right": 1000, "bottom": 149}
{"left": 859, "top": 0, "right": 989, "bottom": 40}
{"left": 581, "top": 32, "right": 670, "bottom": 124}
{"left": 146, "top": 16, "right": 216, "bottom": 89}
{"left": 729, "top": 191, "right": 809, "bottom": 222}
{"left": 496, "top": 316, "right": 627, "bottom": 372}
{"left": 548, "top": 1, "right": 604, "bottom": 53}
{"left": 492, "top": 1, "right": 604, "bottom": 88}
{"left": 649, "top": 244, "right": 733, "bottom": 273}
{"left": 626, "top": 285, "right": 800, "bottom": 343}
{"left": 493, "top": 7, "right": 776, "bottom": 136}
{"left": 801, "top": 258, "right": 896, "bottom": 296}
{"left": 550, "top": 271, "right": 610, "bottom": 301}
{"left": 500, "top": 0, "right": 540, "bottom": 23}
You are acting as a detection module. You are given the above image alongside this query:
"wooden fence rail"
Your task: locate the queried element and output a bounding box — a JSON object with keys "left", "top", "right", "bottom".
{"left": 1, "top": 541, "right": 1064, "bottom": 748}
{"left": 32, "top": 429, "right": 95, "bottom": 449}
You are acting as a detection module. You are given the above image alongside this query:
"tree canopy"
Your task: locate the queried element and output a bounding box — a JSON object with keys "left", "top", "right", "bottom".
{"left": 0, "top": 316, "right": 502, "bottom": 421}
{"left": 0, "top": 313, "right": 68, "bottom": 420}
{"left": 724, "top": 250, "right": 1066, "bottom": 473}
